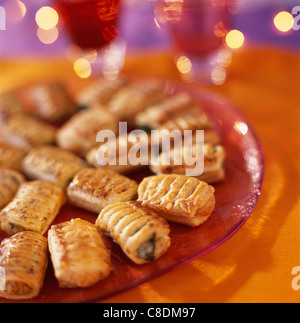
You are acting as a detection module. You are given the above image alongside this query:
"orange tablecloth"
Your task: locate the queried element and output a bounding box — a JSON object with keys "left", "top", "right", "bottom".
{"left": 1, "top": 46, "right": 299, "bottom": 303}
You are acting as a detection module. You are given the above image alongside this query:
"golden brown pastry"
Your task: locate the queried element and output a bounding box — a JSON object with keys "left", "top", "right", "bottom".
{"left": 135, "top": 92, "right": 197, "bottom": 130}
{"left": 0, "top": 91, "right": 25, "bottom": 122}
{"left": 86, "top": 132, "right": 150, "bottom": 174}
{"left": 67, "top": 168, "right": 138, "bottom": 213}
{"left": 48, "top": 218, "right": 111, "bottom": 288}
{"left": 30, "top": 82, "right": 78, "bottom": 122}
{"left": 108, "top": 79, "right": 165, "bottom": 122}
{"left": 56, "top": 107, "right": 119, "bottom": 156}
{"left": 22, "top": 145, "right": 86, "bottom": 189}
{"left": 0, "top": 142, "right": 27, "bottom": 171}
{"left": 0, "top": 168, "right": 25, "bottom": 209}
{"left": 137, "top": 174, "right": 215, "bottom": 227}
{"left": 0, "top": 180, "right": 66, "bottom": 235}
{"left": 0, "top": 114, "right": 56, "bottom": 151}
{"left": 150, "top": 143, "right": 226, "bottom": 184}
{"left": 76, "top": 77, "right": 126, "bottom": 107}
{"left": 96, "top": 201, "right": 170, "bottom": 264}
{"left": 0, "top": 231, "right": 48, "bottom": 300}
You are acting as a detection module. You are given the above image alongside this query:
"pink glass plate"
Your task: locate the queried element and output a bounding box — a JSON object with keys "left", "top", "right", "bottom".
{"left": 0, "top": 88, "right": 264, "bottom": 303}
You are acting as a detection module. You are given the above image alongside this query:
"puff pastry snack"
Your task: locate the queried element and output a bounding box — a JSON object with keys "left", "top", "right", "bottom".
{"left": 67, "top": 168, "right": 138, "bottom": 213}
{"left": 96, "top": 201, "right": 170, "bottom": 264}
{"left": 108, "top": 79, "right": 165, "bottom": 122}
{"left": 86, "top": 132, "right": 150, "bottom": 174}
{"left": 135, "top": 92, "right": 197, "bottom": 130}
{"left": 48, "top": 218, "right": 111, "bottom": 288}
{"left": 56, "top": 107, "right": 118, "bottom": 156}
{"left": 76, "top": 77, "right": 126, "bottom": 107}
{"left": 150, "top": 143, "right": 226, "bottom": 184}
{"left": 22, "top": 145, "right": 86, "bottom": 189}
{"left": 0, "top": 114, "right": 56, "bottom": 151}
{"left": 137, "top": 174, "right": 215, "bottom": 227}
{"left": 0, "top": 91, "right": 25, "bottom": 121}
{"left": 0, "top": 143, "right": 27, "bottom": 171}
{"left": 0, "top": 168, "right": 25, "bottom": 209}
{"left": 0, "top": 180, "right": 66, "bottom": 236}
{"left": 0, "top": 231, "right": 48, "bottom": 300}
{"left": 30, "top": 82, "right": 77, "bottom": 122}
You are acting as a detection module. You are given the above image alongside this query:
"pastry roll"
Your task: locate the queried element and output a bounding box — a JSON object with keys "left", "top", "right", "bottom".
{"left": 48, "top": 218, "right": 111, "bottom": 288}
{"left": 56, "top": 107, "right": 119, "bottom": 156}
{"left": 96, "top": 201, "right": 170, "bottom": 264}
{"left": 76, "top": 77, "right": 126, "bottom": 107}
{"left": 0, "top": 114, "right": 56, "bottom": 151}
{"left": 137, "top": 174, "right": 215, "bottom": 227}
{"left": 31, "top": 82, "right": 78, "bottom": 122}
{"left": 108, "top": 79, "right": 165, "bottom": 122}
{"left": 135, "top": 92, "right": 197, "bottom": 130}
{"left": 86, "top": 132, "right": 150, "bottom": 174}
{"left": 22, "top": 145, "right": 86, "bottom": 189}
{"left": 0, "top": 142, "right": 27, "bottom": 171}
{"left": 0, "top": 180, "right": 66, "bottom": 236}
{"left": 0, "top": 169, "right": 25, "bottom": 209}
{"left": 150, "top": 144, "right": 226, "bottom": 184}
{"left": 0, "top": 91, "right": 25, "bottom": 122}
{"left": 67, "top": 168, "right": 138, "bottom": 213}
{"left": 0, "top": 231, "right": 48, "bottom": 300}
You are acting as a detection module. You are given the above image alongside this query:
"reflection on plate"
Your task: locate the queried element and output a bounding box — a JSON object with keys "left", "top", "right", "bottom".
{"left": 0, "top": 87, "right": 264, "bottom": 303}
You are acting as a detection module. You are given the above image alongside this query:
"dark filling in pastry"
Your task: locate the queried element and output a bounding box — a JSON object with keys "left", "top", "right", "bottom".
{"left": 137, "top": 234, "right": 155, "bottom": 261}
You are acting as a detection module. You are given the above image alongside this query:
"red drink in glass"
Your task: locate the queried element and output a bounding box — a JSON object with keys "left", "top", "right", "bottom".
{"left": 53, "top": 0, "right": 121, "bottom": 49}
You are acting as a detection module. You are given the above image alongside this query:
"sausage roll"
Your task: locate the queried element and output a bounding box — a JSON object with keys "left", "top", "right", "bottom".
{"left": 0, "top": 169, "right": 25, "bottom": 209}
{"left": 30, "top": 82, "right": 78, "bottom": 122}
{"left": 137, "top": 174, "right": 215, "bottom": 227}
{"left": 76, "top": 77, "right": 126, "bottom": 108}
{"left": 150, "top": 144, "right": 226, "bottom": 184}
{"left": 0, "top": 114, "right": 56, "bottom": 151}
{"left": 86, "top": 132, "right": 150, "bottom": 174}
{"left": 48, "top": 218, "right": 111, "bottom": 288}
{"left": 0, "top": 231, "right": 48, "bottom": 300}
{"left": 135, "top": 92, "right": 197, "bottom": 130}
{"left": 22, "top": 145, "right": 86, "bottom": 189}
{"left": 108, "top": 79, "right": 165, "bottom": 122}
{"left": 96, "top": 201, "right": 170, "bottom": 264}
{"left": 0, "top": 180, "right": 66, "bottom": 236}
{"left": 56, "top": 107, "right": 119, "bottom": 156}
{"left": 0, "top": 142, "right": 27, "bottom": 171}
{"left": 0, "top": 91, "right": 25, "bottom": 122}
{"left": 67, "top": 168, "right": 138, "bottom": 213}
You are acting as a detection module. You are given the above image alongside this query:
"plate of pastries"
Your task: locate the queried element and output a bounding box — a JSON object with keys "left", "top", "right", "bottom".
{"left": 0, "top": 76, "right": 264, "bottom": 302}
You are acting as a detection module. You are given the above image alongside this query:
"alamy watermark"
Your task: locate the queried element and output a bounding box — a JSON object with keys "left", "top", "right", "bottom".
{"left": 96, "top": 122, "right": 205, "bottom": 177}
{"left": 0, "top": 6, "right": 5, "bottom": 31}
{"left": 0, "top": 266, "right": 6, "bottom": 291}
{"left": 293, "top": 6, "right": 300, "bottom": 30}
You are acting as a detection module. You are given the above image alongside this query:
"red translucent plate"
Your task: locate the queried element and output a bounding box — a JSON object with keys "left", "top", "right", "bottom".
{"left": 0, "top": 88, "right": 264, "bottom": 303}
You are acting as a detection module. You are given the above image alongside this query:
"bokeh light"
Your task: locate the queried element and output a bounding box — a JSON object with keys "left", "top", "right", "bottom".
{"left": 4, "top": 0, "right": 27, "bottom": 23}
{"left": 234, "top": 121, "right": 248, "bottom": 135}
{"left": 273, "top": 11, "right": 294, "bottom": 33}
{"left": 37, "top": 27, "right": 59, "bottom": 44}
{"left": 176, "top": 56, "right": 192, "bottom": 74}
{"left": 74, "top": 58, "right": 92, "bottom": 79}
{"left": 35, "top": 6, "right": 59, "bottom": 31}
{"left": 225, "top": 29, "right": 245, "bottom": 49}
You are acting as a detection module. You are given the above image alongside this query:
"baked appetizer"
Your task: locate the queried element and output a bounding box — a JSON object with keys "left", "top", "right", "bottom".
{"left": 96, "top": 201, "right": 170, "bottom": 264}
{"left": 67, "top": 168, "right": 138, "bottom": 213}
{"left": 150, "top": 143, "right": 226, "bottom": 184}
{"left": 0, "top": 180, "right": 66, "bottom": 236}
{"left": 135, "top": 92, "right": 197, "bottom": 130}
{"left": 0, "top": 142, "right": 27, "bottom": 171}
{"left": 137, "top": 174, "right": 215, "bottom": 227}
{"left": 48, "top": 218, "right": 111, "bottom": 288}
{"left": 108, "top": 79, "right": 165, "bottom": 122}
{"left": 0, "top": 231, "right": 48, "bottom": 300}
{"left": 0, "top": 168, "right": 25, "bottom": 209}
{"left": 86, "top": 132, "right": 150, "bottom": 174}
{"left": 56, "top": 107, "right": 119, "bottom": 156}
{"left": 0, "top": 114, "right": 56, "bottom": 151}
{"left": 30, "top": 82, "right": 78, "bottom": 122}
{"left": 76, "top": 77, "right": 126, "bottom": 107}
{"left": 22, "top": 145, "right": 86, "bottom": 189}
{"left": 0, "top": 91, "right": 25, "bottom": 122}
